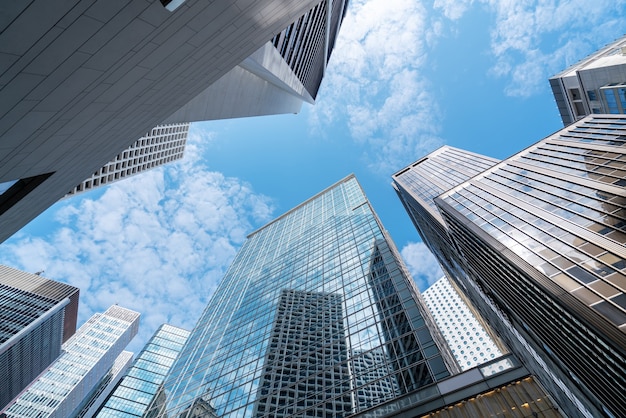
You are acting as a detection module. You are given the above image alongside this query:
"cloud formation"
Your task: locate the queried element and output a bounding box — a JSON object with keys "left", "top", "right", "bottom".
{"left": 0, "top": 126, "right": 275, "bottom": 353}
{"left": 400, "top": 241, "right": 443, "bottom": 291}
{"left": 434, "top": 0, "right": 626, "bottom": 97}
{"left": 310, "top": 0, "right": 444, "bottom": 174}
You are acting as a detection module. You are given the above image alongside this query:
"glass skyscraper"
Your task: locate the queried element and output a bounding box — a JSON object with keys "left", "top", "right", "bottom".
{"left": 146, "top": 175, "right": 459, "bottom": 417}
{"left": 95, "top": 324, "right": 190, "bottom": 417}
{"left": 393, "top": 114, "right": 626, "bottom": 418}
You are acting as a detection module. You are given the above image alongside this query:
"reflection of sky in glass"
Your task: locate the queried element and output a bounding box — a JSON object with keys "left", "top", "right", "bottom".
{"left": 441, "top": 126, "right": 626, "bottom": 329}
{"left": 155, "top": 176, "right": 450, "bottom": 417}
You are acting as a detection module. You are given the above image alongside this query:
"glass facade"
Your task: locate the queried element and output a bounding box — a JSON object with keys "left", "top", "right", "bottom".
{"left": 393, "top": 115, "right": 626, "bottom": 418}
{"left": 2, "top": 305, "right": 140, "bottom": 418}
{"left": 95, "top": 324, "right": 190, "bottom": 417}
{"left": 147, "top": 175, "right": 457, "bottom": 417}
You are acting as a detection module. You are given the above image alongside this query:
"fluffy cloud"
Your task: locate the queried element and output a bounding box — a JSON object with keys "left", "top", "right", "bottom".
{"left": 0, "top": 125, "right": 275, "bottom": 353}
{"left": 310, "top": 0, "right": 444, "bottom": 174}
{"left": 400, "top": 241, "right": 443, "bottom": 291}
{"left": 434, "top": 0, "right": 626, "bottom": 97}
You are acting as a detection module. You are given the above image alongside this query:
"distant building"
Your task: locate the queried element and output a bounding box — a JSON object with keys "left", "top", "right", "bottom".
{"left": 1, "top": 305, "right": 140, "bottom": 418}
{"left": 74, "top": 351, "right": 134, "bottom": 418}
{"left": 95, "top": 324, "right": 190, "bottom": 417}
{"left": 0, "top": 0, "right": 349, "bottom": 244}
{"left": 0, "top": 265, "right": 79, "bottom": 410}
{"left": 422, "top": 276, "right": 505, "bottom": 374}
{"left": 550, "top": 34, "right": 626, "bottom": 125}
{"left": 66, "top": 123, "right": 188, "bottom": 197}
{"left": 393, "top": 114, "right": 626, "bottom": 418}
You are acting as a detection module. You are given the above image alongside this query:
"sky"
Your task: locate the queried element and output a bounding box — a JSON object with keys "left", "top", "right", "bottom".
{"left": 1, "top": 0, "right": 626, "bottom": 354}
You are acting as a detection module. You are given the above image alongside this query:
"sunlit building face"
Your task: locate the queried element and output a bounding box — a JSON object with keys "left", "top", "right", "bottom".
{"left": 393, "top": 114, "right": 626, "bottom": 418}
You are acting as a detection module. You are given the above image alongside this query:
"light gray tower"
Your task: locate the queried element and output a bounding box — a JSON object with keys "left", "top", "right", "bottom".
{"left": 1, "top": 305, "right": 140, "bottom": 418}
{"left": 65, "top": 122, "right": 189, "bottom": 197}
{"left": 422, "top": 276, "right": 505, "bottom": 374}
{"left": 145, "top": 175, "right": 459, "bottom": 417}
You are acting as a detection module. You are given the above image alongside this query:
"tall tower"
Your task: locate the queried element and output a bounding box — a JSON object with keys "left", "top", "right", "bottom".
{"left": 0, "top": 265, "right": 79, "bottom": 410}
{"left": 422, "top": 276, "right": 506, "bottom": 374}
{"left": 0, "top": 0, "right": 350, "bottom": 244}
{"left": 549, "top": 34, "right": 626, "bottom": 125}
{"left": 1, "top": 305, "right": 140, "bottom": 418}
{"left": 146, "top": 175, "right": 458, "bottom": 417}
{"left": 393, "top": 114, "right": 626, "bottom": 418}
{"left": 95, "top": 324, "right": 190, "bottom": 417}
{"left": 65, "top": 122, "right": 189, "bottom": 197}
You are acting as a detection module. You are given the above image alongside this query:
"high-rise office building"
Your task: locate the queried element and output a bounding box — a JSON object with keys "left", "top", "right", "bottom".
{"left": 65, "top": 123, "right": 189, "bottom": 197}
{"left": 393, "top": 114, "right": 626, "bottom": 418}
{"left": 0, "top": 265, "right": 79, "bottom": 410}
{"left": 1, "top": 305, "right": 140, "bottom": 418}
{"left": 422, "top": 276, "right": 505, "bottom": 374}
{"left": 549, "top": 34, "right": 626, "bottom": 125}
{"left": 95, "top": 324, "right": 190, "bottom": 417}
{"left": 145, "top": 175, "right": 459, "bottom": 417}
{"left": 74, "top": 351, "right": 134, "bottom": 418}
{"left": 0, "top": 0, "right": 349, "bottom": 244}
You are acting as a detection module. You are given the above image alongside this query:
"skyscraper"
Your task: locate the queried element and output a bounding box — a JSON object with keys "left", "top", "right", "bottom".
{"left": 0, "top": 265, "right": 80, "bottom": 410}
{"left": 393, "top": 114, "right": 626, "bottom": 418}
{"left": 1, "top": 305, "right": 140, "bottom": 418}
{"left": 95, "top": 324, "right": 190, "bottom": 417}
{"left": 65, "top": 123, "right": 189, "bottom": 197}
{"left": 145, "top": 175, "right": 459, "bottom": 417}
{"left": 549, "top": 34, "right": 626, "bottom": 125}
{"left": 422, "top": 276, "right": 505, "bottom": 374}
{"left": 0, "top": 0, "right": 349, "bottom": 244}
{"left": 74, "top": 351, "right": 134, "bottom": 418}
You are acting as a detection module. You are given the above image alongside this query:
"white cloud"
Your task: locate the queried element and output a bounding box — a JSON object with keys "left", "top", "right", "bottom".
{"left": 400, "top": 241, "right": 443, "bottom": 291}
{"left": 0, "top": 125, "right": 275, "bottom": 353}
{"left": 310, "top": 0, "right": 444, "bottom": 174}
{"left": 435, "top": 0, "right": 626, "bottom": 97}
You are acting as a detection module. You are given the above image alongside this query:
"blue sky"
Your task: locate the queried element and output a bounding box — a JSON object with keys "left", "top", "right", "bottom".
{"left": 1, "top": 0, "right": 626, "bottom": 353}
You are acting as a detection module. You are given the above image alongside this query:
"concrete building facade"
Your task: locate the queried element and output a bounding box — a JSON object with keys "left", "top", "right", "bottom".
{"left": 0, "top": 0, "right": 348, "bottom": 244}
{"left": 65, "top": 122, "right": 188, "bottom": 197}
{"left": 422, "top": 276, "right": 505, "bottom": 374}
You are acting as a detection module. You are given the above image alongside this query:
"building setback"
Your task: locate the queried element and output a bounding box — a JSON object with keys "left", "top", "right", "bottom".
{"left": 95, "top": 324, "right": 190, "bottom": 417}
{"left": 393, "top": 114, "right": 626, "bottom": 418}
{"left": 0, "top": 0, "right": 349, "bottom": 244}
{"left": 0, "top": 265, "right": 79, "bottom": 410}
{"left": 1, "top": 305, "right": 140, "bottom": 418}
{"left": 144, "top": 175, "right": 459, "bottom": 417}
{"left": 549, "top": 34, "right": 626, "bottom": 125}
